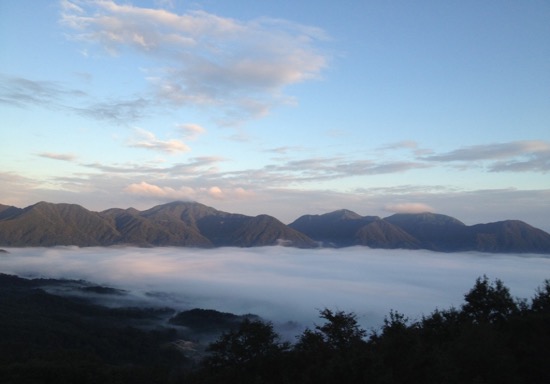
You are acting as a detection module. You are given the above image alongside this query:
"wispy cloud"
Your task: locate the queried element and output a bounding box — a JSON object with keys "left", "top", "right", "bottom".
{"left": 424, "top": 141, "right": 550, "bottom": 161}
{"left": 490, "top": 155, "right": 550, "bottom": 173}
{"left": 245, "top": 157, "right": 431, "bottom": 185}
{"left": 108, "top": 155, "right": 430, "bottom": 188}
{"left": 60, "top": 0, "right": 329, "bottom": 124}
{"left": 0, "top": 172, "right": 40, "bottom": 190}
{"left": 378, "top": 140, "right": 433, "bottom": 156}
{"left": 0, "top": 172, "right": 47, "bottom": 208}
{"left": 128, "top": 128, "right": 190, "bottom": 153}
{"left": 81, "top": 156, "right": 223, "bottom": 175}
{"left": 0, "top": 73, "right": 150, "bottom": 124}
{"left": 38, "top": 152, "right": 78, "bottom": 161}
{"left": 379, "top": 140, "right": 419, "bottom": 151}
{"left": 265, "top": 146, "right": 304, "bottom": 155}
{"left": 0, "top": 74, "right": 86, "bottom": 109}
{"left": 167, "top": 156, "right": 224, "bottom": 174}
{"left": 81, "top": 162, "right": 162, "bottom": 174}
{"left": 422, "top": 141, "right": 550, "bottom": 173}
{"left": 176, "top": 123, "right": 206, "bottom": 139}
{"left": 77, "top": 97, "right": 150, "bottom": 123}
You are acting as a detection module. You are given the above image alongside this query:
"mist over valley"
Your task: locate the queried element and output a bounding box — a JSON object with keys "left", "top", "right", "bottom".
{"left": 2, "top": 246, "right": 548, "bottom": 332}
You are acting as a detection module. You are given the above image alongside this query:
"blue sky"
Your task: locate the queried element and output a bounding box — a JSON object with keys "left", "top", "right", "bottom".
{"left": 1, "top": 0, "right": 549, "bottom": 230}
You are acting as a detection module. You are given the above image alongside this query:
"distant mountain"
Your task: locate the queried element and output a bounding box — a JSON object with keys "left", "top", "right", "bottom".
{"left": 354, "top": 219, "right": 421, "bottom": 249}
{"left": 289, "top": 210, "right": 550, "bottom": 254}
{"left": 0, "top": 201, "right": 316, "bottom": 248}
{"left": 0, "top": 202, "right": 120, "bottom": 246}
{"left": 288, "top": 209, "right": 419, "bottom": 249}
{"left": 383, "top": 213, "right": 550, "bottom": 253}
{"left": 1, "top": 201, "right": 549, "bottom": 253}
{"left": 101, "top": 204, "right": 212, "bottom": 247}
{"left": 383, "top": 212, "right": 470, "bottom": 251}
{"left": 468, "top": 220, "right": 550, "bottom": 253}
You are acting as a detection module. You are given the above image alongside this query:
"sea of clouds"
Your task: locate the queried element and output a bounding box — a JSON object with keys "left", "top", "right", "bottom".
{"left": 1, "top": 246, "right": 549, "bottom": 335}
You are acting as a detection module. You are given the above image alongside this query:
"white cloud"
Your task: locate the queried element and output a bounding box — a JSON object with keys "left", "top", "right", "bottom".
{"left": 383, "top": 202, "right": 434, "bottom": 214}
{"left": 124, "top": 181, "right": 193, "bottom": 199}
{"left": 60, "top": 0, "right": 83, "bottom": 14}
{"left": 124, "top": 181, "right": 254, "bottom": 202}
{"left": 207, "top": 186, "right": 224, "bottom": 199}
{"left": 129, "top": 128, "right": 190, "bottom": 153}
{"left": 60, "top": 0, "right": 329, "bottom": 123}
{"left": 176, "top": 123, "right": 206, "bottom": 139}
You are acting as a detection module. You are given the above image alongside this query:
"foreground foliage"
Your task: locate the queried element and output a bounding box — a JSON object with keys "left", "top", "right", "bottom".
{"left": 189, "top": 276, "right": 550, "bottom": 384}
{"left": 1, "top": 274, "right": 549, "bottom": 383}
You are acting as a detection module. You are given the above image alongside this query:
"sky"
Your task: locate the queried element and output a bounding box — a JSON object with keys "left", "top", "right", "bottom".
{"left": 2, "top": 246, "right": 549, "bottom": 334}
{"left": 1, "top": 0, "right": 549, "bottom": 231}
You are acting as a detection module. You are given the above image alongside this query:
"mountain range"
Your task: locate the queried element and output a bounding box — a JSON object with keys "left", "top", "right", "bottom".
{"left": 1, "top": 201, "right": 549, "bottom": 253}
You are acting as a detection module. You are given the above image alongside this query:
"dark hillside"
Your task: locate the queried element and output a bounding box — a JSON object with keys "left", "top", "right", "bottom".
{"left": 354, "top": 219, "right": 421, "bottom": 249}
{"left": 139, "top": 201, "right": 315, "bottom": 247}
{"left": 0, "top": 202, "right": 120, "bottom": 246}
{"left": 226, "top": 214, "right": 317, "bottom": 247}
{"left": 288, "top": 209, "right": 381, "bottom": 247}
{"left": 469, "top": 220, "right": 550, "bottom": 253}
{"left": 383, "top": 212, "right": 470, "bottom": 251}
{"left": 0, "top": 204, "right": 22, "bottom": 220}
{"left": 289, "top": 210, "right": 434, "bottom": 249}
{"left": 140, "top": 201, "right": 222, "bottom": 229}
{"left": 1, "top": 201, "right": 549, "bottom": 253}
{"left": 101, "top": 207, "right": 210, "bottom": 246}
{"left": 0, "top": 273, "right": 186, "bottom": 383}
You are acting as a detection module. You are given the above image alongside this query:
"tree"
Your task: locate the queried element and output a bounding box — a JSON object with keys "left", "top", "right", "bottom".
{"left": 381, "top": 309, "right": 411, "bottom": 335}
{"left": 315, "top": 308, "right": 367, "bottom": 349}
{"left": 461, "top": 275, "right": 518, "bottom": 324}
{"left": 204, "top": 318, "right": 286, "bottom": 369}
{"left": 531, "top": 279, "right": 550, "bottom": 313}
{"left": 292, "top": 309, "right": 369, "bottom": 383}
{"left": 194, "top": 318, "right": 289, "bottom": 383}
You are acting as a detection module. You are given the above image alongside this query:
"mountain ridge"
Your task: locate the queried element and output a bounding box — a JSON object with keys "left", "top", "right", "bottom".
{"left": 0, "top": 201, "right": 316, "bottom": 248}
{"left": 0, "top": 201, "right": 549, "bottom": 253}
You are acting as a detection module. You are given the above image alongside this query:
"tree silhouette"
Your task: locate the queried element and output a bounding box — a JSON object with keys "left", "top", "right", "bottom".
{"left": 197, "top": 318, "right": 288, "bottom": 383}
{"left": 292, "top": 309, "right": 369, "bottom": 383}
{"left": 531, "top": 279, "right": 550, "bottom": 313}
{"left": 205, "top": 318, "right": 286, "bottom": 368}
{"left": 461, "top": 275, "right": 518, "bottom": 324}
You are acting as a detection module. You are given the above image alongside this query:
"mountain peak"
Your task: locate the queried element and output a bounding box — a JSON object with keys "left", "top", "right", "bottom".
{"left": 322, "top": 209, "right": 363, "bottom": 220}
{"left": 384, "top": 212, "right": 466, "bottom": 226}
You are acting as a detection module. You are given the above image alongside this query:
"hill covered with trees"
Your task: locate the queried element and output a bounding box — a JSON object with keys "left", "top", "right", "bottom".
{"left": 1, "top": 201, "right": 550, "bottom": 253}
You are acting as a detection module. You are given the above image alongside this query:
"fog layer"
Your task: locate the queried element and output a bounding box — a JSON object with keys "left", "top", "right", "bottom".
{"left": 1, "top": 246, "right": 548, "bottom": 329}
